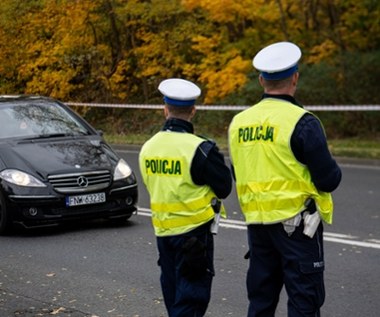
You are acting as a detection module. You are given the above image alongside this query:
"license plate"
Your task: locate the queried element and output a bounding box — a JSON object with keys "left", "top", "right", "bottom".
{"left": 66, "top": 192, "right": 106, "bottom": 207}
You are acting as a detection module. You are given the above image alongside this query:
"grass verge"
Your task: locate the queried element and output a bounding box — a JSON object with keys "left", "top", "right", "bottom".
{"left": 105, "top": 134, "right": 380, "bottom": 160}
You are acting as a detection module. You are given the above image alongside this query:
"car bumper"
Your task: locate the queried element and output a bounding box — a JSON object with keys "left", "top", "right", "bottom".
{"left": 6, "top": 184, "right": 138, "bottom": 229}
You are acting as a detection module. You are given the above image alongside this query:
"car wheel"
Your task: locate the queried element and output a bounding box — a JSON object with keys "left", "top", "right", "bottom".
{"left": 0, "top": 193, "right": 12, "bottom": 235}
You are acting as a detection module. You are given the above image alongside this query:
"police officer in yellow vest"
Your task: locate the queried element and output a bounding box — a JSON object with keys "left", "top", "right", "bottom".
{"left": 228, "top": 42, "right": 342, "bottom": 317}
{"left": 139, "top": 78, "right": 232, "bottom": 317}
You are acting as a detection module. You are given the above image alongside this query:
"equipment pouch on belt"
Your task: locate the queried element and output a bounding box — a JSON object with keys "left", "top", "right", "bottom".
{"left": 210, "top": 197, "right": 222, "bottom": 235}
{"left": 303, "top": 211, "right": 321, "bottom": 238}
{"left": 180, "top": 236, "right": 207, "bottom": 281}
{"left": 302, "top": 198, "right": 321, "bottom": 238}
{"left": 282, "top": 213, "right": 302, "bottom": 236}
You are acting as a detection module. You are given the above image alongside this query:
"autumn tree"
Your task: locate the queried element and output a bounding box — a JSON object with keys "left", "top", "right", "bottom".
{"left": 0, "top": 0, "right": 378, "bottom": 106}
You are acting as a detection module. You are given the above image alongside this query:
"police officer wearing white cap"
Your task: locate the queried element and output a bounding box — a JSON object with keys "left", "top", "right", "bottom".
{"left": 228, "top": 42, "right": 342, "bottom": 317}
{"left": 139, "top": 78, "right": 232, "bottom": 317}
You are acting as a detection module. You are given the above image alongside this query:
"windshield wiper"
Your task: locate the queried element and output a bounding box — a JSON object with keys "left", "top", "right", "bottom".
{"left": 39, "top": 133, "right": 73, "bottom": 138}
{"left": 21, "top": 133, "right": 74, "bottom": 140}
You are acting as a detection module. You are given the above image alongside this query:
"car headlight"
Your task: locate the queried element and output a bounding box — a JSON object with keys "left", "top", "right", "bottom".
{"left": 113, "top": 159, "right": 132, "bottom": 180}
{"left": 0, "top": 169, "right": 46, "bottom": 187}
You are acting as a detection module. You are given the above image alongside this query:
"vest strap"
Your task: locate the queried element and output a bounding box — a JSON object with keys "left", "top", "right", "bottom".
{"left": 151, "top": 192, "right": 215, "bottom": 213}
{"left": 152, "top": 207, "right": 214, "bottom": 229}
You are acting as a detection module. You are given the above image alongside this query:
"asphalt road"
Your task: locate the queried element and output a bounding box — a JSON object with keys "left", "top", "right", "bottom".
{"left": 0, "top": 147, "right": 379, "bottom": 317}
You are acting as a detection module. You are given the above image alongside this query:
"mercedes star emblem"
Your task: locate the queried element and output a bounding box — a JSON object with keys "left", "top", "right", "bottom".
{"left": 77, "top": 176, "right": 89, "bottom": 187}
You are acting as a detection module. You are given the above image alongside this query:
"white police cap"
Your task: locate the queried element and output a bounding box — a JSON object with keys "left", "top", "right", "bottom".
{"left": 158, "top": 78, "right": 201, "bottom": 106}
{"left": 253, "top": 42, "right": 302, "bottom": 80}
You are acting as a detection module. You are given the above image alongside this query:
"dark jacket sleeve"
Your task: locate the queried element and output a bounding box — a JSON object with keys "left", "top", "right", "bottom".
{"left": 190, "top": 141, "right": 232, "bottom": 199}
{"left": 291, "top": 113, "right": 342, "bottom": 192}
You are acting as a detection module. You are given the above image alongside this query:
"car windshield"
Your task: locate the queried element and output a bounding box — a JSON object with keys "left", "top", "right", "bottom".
{"left": 0, "top": 101, "right": 90, "bottom": 139}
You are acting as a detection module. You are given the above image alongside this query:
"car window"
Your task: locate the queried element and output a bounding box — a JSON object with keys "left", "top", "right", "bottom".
{"left": 0, "top": 101, "right": 90, "bottom": 139}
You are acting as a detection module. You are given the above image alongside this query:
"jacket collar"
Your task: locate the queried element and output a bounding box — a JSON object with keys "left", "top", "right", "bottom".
{"left": 262, "top": 93, "right": 303, "bottom": 108}
{"left": 162, "top": 118, "right": 194, "bottom": 133}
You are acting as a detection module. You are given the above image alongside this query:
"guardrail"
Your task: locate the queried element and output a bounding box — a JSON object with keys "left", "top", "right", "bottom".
{"left": 66, "top": 102, "right": 380, "bottom": 111}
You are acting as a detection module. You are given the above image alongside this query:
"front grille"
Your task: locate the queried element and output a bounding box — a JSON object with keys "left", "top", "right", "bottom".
{"left": 48, "top": 170, "right": 111, "bottom": 194}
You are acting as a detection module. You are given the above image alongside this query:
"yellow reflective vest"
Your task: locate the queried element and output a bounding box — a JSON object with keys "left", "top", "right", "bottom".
{"left": 139, "top": 131, "right": 217, "bottom": 236}
{"left": 228, "top": 98, "right": 333, "bottom": 224}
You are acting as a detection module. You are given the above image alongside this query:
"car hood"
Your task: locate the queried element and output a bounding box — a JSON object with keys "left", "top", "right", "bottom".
{"left": 0, "top": 137, "right": 118, "bottom": 178}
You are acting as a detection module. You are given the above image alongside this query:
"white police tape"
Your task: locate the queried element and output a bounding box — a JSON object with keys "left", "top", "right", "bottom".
{"left": 66, "top": 102, "right": 380, "bottom": 111}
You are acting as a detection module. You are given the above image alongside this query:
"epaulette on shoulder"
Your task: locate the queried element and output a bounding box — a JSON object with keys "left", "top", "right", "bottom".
{"left": 197, "top": 135, "right": 217, "bottom": 158}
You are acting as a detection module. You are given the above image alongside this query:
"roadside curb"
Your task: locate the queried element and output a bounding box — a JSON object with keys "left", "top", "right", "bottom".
{"left": 335, "top": 156, "right": 380, "bottom": 167}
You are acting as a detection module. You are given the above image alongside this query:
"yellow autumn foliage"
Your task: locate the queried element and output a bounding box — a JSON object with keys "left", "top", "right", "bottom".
{"left": 200, "top": 55, "right": 251, "bottom": 104}
{"left": 0, "top": 0, "right": 378, "bottom": 104}
{"left": 306, "top": 40, "right": 340, "bottom": 64}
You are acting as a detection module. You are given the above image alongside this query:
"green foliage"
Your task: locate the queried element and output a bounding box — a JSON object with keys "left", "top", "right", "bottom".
{"left": 317, "top": 112, "right": 380, "bottom": 139}
{"left": 301, "top": 50, "right": 380, "bottom": 105}
{"left": 328, "top": 138, "right": 380, "bottom": 160}
{"left": 83, "top": 108, "right": 164, "bottom": 137}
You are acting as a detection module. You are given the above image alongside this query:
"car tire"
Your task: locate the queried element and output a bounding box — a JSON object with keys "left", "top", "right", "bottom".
{"left": 0, "top": 192, "right": 12, "bottom": 235}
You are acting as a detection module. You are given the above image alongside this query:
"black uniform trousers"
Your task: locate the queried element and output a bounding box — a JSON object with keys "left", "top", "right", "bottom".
{"left": 156, "top": 221, "right": 214, "bottom": 317}
{"left": 246, "top": 219, "right": 325, "bottom": 317}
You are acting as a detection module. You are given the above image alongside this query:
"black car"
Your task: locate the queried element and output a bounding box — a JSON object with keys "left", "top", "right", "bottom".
{"left": 0, "top": 95, "right": 138, "bottom": 234}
